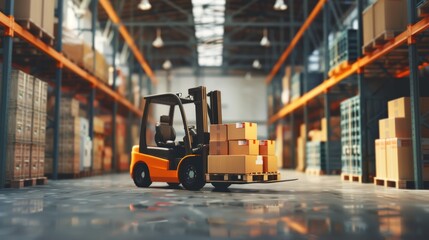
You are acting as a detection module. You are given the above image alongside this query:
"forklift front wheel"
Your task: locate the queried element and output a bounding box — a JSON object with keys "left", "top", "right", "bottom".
{"left": 133, "top": 163, "right": 152, "bottom": 188}
{"left": 179, "top": 161, "right": 205, "bottom": 191}
{"left": 211, "top": 182, "right": 231, "bottom": 190}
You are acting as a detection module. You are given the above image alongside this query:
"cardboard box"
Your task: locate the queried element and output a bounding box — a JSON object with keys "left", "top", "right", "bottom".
{"left": 296, "top": 136, "right": 305, "bottom": 171}
{"left": 7, "top": 0, "right": 43, "bottom": 26}
{"left": 229, "top": 140, "right": 259, "bottom": 155}
{"left": 386, "top": 138, "right": 413, "bottom": 180}
{"left": 63, "top": 42, "right": 92, "bottom": 69}
{"left": 388, "top": 97, "right": 429, "bottom": 119}
{"left": 6, "top": 143, "right": 23, "bottom": 180}
{"left": 22, "top": 144, "right": 31, "bottom": 178}
{"left": 379, "top": 118, "right": 411, "bottom": 139}
{"left": 209, "top": 141, "right": 228, "bottom": 155}
{"left": 208, "top": 155, "right": 263, "bottom": 174}
{"left": 262, "top": 156, "right": 278, "bottom": 173}
{"left": 259, "top": 140, "right": 275, "bottom": 156}
{"left": 363, "top": 4, "right": 374, "bottom": 48}
{"left": 42, "top": 0, "right": 55, "bottom": 37}
{"left": 375, "top": 139, "right": 387, "bottom": 179}
{"left": 210, "top": 124, "right": 228, "bottom": 141}
{"left": 373, "top": 0, "right": 408, "bottom": 41}
{"left": 94, "top": 117, "right": 105, "bottom": 134}
{"left": 227, "top": 122, "right": 257, "bottom": 140}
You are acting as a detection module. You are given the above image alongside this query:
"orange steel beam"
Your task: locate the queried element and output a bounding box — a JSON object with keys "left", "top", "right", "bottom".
{"left": 395, "top": 62, "right": 429, "bottom": 78}
{"left": 269, "top": 15, "right": 429, "bottom": 124}
{"left": 0, "top": 12, "right": 142, "bottom": 117}
{"left": 99, "top": 0, "right": 157, "bottom": 85}
{"left": 265, "top": 0, "right": 327, "bottom": 85}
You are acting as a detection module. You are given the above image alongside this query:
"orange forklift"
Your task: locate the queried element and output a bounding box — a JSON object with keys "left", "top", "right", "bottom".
{"left": 130, "top": 86, "right": 288, "bottom": 191}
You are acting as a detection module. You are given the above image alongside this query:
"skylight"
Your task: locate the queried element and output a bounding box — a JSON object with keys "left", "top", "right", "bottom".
{"left": 192, "top": 0, "right": 225, "bottom": 66}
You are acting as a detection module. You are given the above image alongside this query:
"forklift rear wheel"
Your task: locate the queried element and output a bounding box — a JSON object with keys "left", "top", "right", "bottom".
{"left": 167, "top": 182, "right": 181, "bottom": 188}
{"left": 179, "top": 161, "right": 205, "bottom": 191}
{"left": 211, "top": 182, "right": 231, "bottom": 190}
{"left": 133, "top": 163, "right": 152, "bottom": 188}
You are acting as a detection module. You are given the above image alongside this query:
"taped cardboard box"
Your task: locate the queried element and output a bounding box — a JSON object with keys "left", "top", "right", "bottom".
{"left": 386, "top": 138, "right": 429, "bottom": 181}
{"left": 388, "top": 97, "right": 429, "bottom": 118}
{"left": 209, "top": 141, "right": 228, "bottom": 155}
{"left": 227, "top": 122, "right": 257, "bottom": 140}
{"left": 259, "top": 140, "right": 275, "bottom": 156}
{"left": 379, "top": 118, "right": 411, "bottom": 139}
{"left": 208, "top": 155, "right": 263, "bottom": 174}
{"left": 373, "top": 0, "right": 408, "bottom": 41}
{"left": 229, "top": 140, "right": 259, "bottom": 155}
{"left": 210, "top": 124, "right": 228, "bottom": 141}
{"left": 262, "top": 156, "right": 278, "bottom": 173}
{"left": 375, "top": 139, "right": 387, "bottom": 179}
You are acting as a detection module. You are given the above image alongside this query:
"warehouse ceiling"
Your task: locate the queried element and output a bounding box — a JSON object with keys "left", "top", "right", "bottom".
{"left": 97, "top": 0, "right": 356, "bottom": 75}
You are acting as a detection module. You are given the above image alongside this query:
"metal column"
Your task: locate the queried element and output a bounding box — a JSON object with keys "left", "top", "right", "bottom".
{"left": 53, "top": 0, "right": 64, "bottom": 180}
{"left": 289, "top": 0, "right": 296, "bottom": 168}
{"left": 88, "top": 0, "right": 98, "bottom": 170}
{"left": 323, "top": 3, "right": 332, "bottom": 173}
{"left": 407, "top": 0, "right": 423, "bottom": 189}
{"left": 111, "top": 25, "right": 118, "bottom": 172}
{"left": 303, "top": 0, "right": 309, "bottom": 170}
{"left": 0, "top": 0, "right": 15, "bottom": 187}
{"left": 357, "top": 0, "right": 368, "bottom": 182}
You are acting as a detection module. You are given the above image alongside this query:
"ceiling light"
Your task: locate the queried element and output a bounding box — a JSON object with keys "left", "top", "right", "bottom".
{"left": 273, "top": 0, "right": 287, "bottom": 11}
{"left": 138, "top": 0, "right": 152, "bottom": 11}
{"left": 260, "top": 28, "right": 270, "bottom": 47}
{"left": 252, "top": 59, "right": 262, "bottom": 69}
{"left": 152, "top": 28, "right": 164, "bottom": 48}
{"left": 163, "top": 59, "right": 172, "bottom": 70}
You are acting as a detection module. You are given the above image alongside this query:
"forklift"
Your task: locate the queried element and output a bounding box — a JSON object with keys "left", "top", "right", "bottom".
{"left": 130, "top": 86, "right": 287, "bottom": 191}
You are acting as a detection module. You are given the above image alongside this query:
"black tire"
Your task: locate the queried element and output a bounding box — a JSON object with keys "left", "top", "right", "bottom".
{"left": 132, "top": 163, "right": 152, "bottom": 188}
{"left": 211, "top": 182, "right": 231, "bottom": 190}
{"left": 167, "top": 182, "right": 181, "bottom": 188}
{"left": 179, "top": 160, "right": 205, "bottom": 191}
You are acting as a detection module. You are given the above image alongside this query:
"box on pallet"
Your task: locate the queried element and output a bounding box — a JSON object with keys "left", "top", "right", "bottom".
{"left": 42, "top": 0, "right": 55, "bottom": 37}
{"left": 362, "top": 4, "right": 374, "bottom": 50}
{"left": 208, "top": 155, "right": 263, "bottom": 174}
{"left": 385, "top": 138, "right": 429, "bottom": 181}
{"left": 6, "top": 143, "right": 23, "bottom": 180}
{"left": 373, "top": 0, "right": 408, "bottom": 42}
{"left": 388, "top": 97, "right": 429, "bottom": 119}
{"left": 0, "top": 0, "right": 42, "bottom": 26}
{"left": 30, "top": 144, "right": 39, "bottom": 178}
{"left": 210, "top": 124, "right": 228, "bottom": 141}
{"left": 7, "top": 69, "right": 27, "bottom": 108}
{"left": 227, "top": 122, "right": 257, "bottom": 140}
{"left": 259, "top": 140, "right": 275, "bottom": 156}
{"left": 379, "top": 118, "right": 411, "bottom": 139}
{"left": 375, "top": 139, "right": 387, "bottom": 179}
{"left": 209, "top": 141, "right": 228, "bottom": 155}
{"left": 262, "top": 156, "right": 277, "bottom": 173}
{"left": 229, "top": 140, "right": 259, "bottom": 155}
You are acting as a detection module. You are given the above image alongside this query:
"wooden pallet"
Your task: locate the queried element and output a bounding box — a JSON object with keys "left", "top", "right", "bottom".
{"left": 305, "top": 168, "right": 341, "bottom": 176}
{"left": 374, "top": 177, "right": 429, "bottom": 189}
{"left": 341, "top": 173, "right": 363, "bottom": 183}
{"left": 362, "top": 43, "right": 375, "bottom": 55}
{"left": 206, "top": 172, "right": 281, "bottom": 183}
{"left": 372, "top": 31, "right": 400, "bottom": 48}
{"left": 5, "top": 177, "right": 48, "bottom": 189}
{"left": 16, "top": 20, "right": 54, "bottom": 46}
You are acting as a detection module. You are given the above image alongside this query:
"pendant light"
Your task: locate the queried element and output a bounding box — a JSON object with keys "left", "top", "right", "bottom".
{"left": 152, "top": 28, "right": 164, "bottom": 48}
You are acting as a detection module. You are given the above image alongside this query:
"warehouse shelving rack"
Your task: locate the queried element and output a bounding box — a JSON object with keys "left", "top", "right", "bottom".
{"left": 0, "top": 0, "right": 155, "bottom": 187}
{"left": 267, "top": 0, "right": 429, "bottom": 188}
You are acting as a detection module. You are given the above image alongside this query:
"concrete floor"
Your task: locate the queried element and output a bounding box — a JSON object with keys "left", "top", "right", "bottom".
{"left": 0, "top": 170, "right": 428, "bottom": 240}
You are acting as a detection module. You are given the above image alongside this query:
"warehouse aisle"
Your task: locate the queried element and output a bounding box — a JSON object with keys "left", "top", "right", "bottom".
{"left": 0, "top": 170, "right": 428, "bottom": 240}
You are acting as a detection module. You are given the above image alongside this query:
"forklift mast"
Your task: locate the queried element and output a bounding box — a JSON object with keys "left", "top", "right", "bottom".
{"left": 188, "top": 86, "right": 223, "bottom": 146}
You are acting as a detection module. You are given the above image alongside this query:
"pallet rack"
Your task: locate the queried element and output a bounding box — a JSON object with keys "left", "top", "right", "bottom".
{"left": 266, "top": 0, "right": 429, "bottom": 188}
{"left": 0, "top": 0, "right": 155, "bottom": 187}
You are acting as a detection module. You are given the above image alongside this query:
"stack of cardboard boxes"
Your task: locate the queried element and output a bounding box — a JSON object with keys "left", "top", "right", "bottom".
{"left": 375, "top": 97, "right": 429, "bottom": 183}
{"left": 92, "top": 117, "right": 105, "bottom": 174}
{"left": 3, "top": 69, "right": 48, "bottom": 183}
{"left": 208, "top": 123, "right": 277, "bottom": 175}
{"left": 100, "top": 115, "right": 128, "bottom": 172}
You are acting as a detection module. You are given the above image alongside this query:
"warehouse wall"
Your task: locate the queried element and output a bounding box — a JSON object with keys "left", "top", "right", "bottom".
{"left": 153, "top": 68, "right": 268, "bottom": 139}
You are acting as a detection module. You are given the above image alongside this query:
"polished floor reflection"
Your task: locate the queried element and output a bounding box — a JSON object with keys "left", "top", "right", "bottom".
{"left": 1, "top": 170, "right": 428, "bottom": 239}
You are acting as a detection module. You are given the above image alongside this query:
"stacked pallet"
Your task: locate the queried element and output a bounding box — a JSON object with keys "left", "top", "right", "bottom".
{"left": 207, "top": 123, "right": 279, "bottom": 182}
{"left": 2, "top": 68, "right": 48, "bottom": 187}
{"left": 329, "top": 29, "right": 357, "bottom": 74}
{"left": 375, "top": 97, "right": 429, "bottom": 189}
{"left": 362, "top": 0, "right": 408, "bottom": 53}
{"left": 306, "top": 117, "right": 342, "bottom": 175}
{"left": 45, "top": 97, "right": 91, "bottom": 177}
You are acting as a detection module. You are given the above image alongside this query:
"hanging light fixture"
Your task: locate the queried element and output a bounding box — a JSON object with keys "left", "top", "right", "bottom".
{"left": 138, "top": 0, "right": 152, "bottom": 11}
{"left": 260, "top": 28, "right": 270, "bottom": 47}
{"left": 252, "top": 59, "right": 262, "bottom": 69}
{"left": 152, "top": 28, "right": 164, "bottom": 48}
{"left": 273, "top": 0, "right": 287, "bottom": 11}
{"left": 163, "top": 59, "right": 172, "bottom": 70}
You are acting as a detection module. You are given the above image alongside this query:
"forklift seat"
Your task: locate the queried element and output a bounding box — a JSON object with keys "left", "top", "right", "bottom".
{"left": 155, "top": 115, "right": 176, "bottom": 148}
